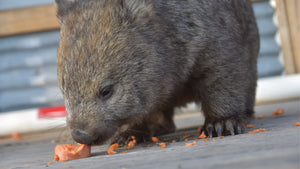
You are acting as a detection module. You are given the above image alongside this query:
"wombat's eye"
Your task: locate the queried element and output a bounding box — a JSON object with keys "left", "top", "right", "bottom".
{"left": 98, "top": 85, "right": 113, "bottom": 100}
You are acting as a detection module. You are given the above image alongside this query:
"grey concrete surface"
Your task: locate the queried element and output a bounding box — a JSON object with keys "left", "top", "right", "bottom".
{"left": 0, "top": 100, "right": 299, "bottom": 169}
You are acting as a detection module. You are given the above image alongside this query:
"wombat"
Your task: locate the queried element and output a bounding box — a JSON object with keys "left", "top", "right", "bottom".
{"left": 55, "top": 0, "right": 259, "bottom": 145}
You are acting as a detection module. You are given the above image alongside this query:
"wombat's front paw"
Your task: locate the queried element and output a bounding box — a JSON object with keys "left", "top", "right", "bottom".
{"left": 202, "top": 117, "right": 249, "bottom": 138}
{"left": 110, "top": 125, "right": 150, "bottom": 146}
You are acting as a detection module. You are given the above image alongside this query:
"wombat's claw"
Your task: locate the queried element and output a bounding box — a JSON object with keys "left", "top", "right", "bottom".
{"left": 204, "top": 119, "right": 246, "bottom": 137}
{"left": 225, "top": 120, "right": 235, "bottom": 136}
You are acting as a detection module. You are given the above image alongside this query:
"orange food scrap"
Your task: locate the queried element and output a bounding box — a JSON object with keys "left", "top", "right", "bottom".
{"left": 197, "top": 127, "right": 202, "bottom": 133}
{"left": 11, "top": 132, "right": 22, "bottom": 140}
{"left": 184, "top": 139, "right": 189, "bottom": 141}
{"left": 218, "top": 136, "right": 224, "bottom": 139}
{"left": 204, "top": 143, "right": 208, "bottom": 146}
{"left": 160, "top": 150, "right": 165, "bottom": 152}
{"left": 248, "top": 128, "right": 266, "bottom": 133}
{"left": 181, "top": 131, "right": 186, "bottom": 135}
{"left": 54, "top": 143, "right": 91, "bottom": 161}
{"left": 152, "top": 137, "right": 159, "bottom": 142}
{"left": 123, "top": 151, "right": 128, "bottom": 153}
{"left": 204, "top": 139, "right": 209, "bottom": 142}
{"left": 198, "top": 131, "right": 207, "bottom": 139}
{"left": 294, "top": 122, "right": 300, "bottom": 127}
{"left": 172, "top": 140, "right": 176, "bottom": 143}
{"left": 256, "top": 115, "right": 269, "bottom": 119}
{"left": 110, "top": 143, "right": 120, "bottom": 150}
{"left": 163, "top": 138, "right": 168, "bottom": 141}
{"left": 158, "top": 142, "right": 167, "bottom": 148}
{"left": 67, "top": 165, "right": 71, "bottom": 168}
{"left": 272, "top": 108, "right": 284, "bottom": 116}
{"left": 212, "top": 139, "right": 217, "bottom": 142}
{"left": 127, "top": 138, "right": 137, "bottom": 149}
{"left": 247, "top": 124, "right": 255, "bottom": 128}
{"left": 47, "top": 162, "right": 51, "bottom": 165}
{"left": 185, "top": 141, "right": 197, "bottom": 147}
{"left": 185, "top": 143, "right": 193, "bottom": 147}
{"left": 184, "top": 135, "right": 191, "bottom": 139}
{"left": 107, "top": 148, "right": 117, "bottom": 155}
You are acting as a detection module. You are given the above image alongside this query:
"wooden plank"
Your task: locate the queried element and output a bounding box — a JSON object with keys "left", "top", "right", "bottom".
{"left": 275, "top": 0, "right": 296, "bottom": 74}
{"left": 0, "top": 4, "right": 59, "bottom": 37}
{"left": 0, "top": 0, "right": 265, "bottom": 37}
{"left": 285, "top": 0, "right": 300, "bottom": 73}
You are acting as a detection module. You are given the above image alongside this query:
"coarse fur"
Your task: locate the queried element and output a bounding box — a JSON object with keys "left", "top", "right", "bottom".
{"left": 56, "top": 0, "right": 259, "bottom": 145}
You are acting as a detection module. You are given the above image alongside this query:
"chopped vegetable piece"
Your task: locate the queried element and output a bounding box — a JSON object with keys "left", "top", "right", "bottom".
{"left": 272, "top": 108, "right": 284, "bottom": 116}
{"left": 54, "top": 143, "right": 91, "bottom": 161}
{"left": 246, "top": 124, "right": 255, "bottom": 128}
{"left": 152, "top": 137, "right": 159, "bottom": 142}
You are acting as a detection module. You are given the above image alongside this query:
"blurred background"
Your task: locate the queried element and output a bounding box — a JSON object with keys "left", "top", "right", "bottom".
{"left": 0, "top": 0, "right": 299, "bottom": 135}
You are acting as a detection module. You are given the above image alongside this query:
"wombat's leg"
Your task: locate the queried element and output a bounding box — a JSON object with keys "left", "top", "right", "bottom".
{"left": 199, "top": 70, "right": 256, "bottom": 137}
{"left": 111, "top": 109, "right": 176, "bottom": 145}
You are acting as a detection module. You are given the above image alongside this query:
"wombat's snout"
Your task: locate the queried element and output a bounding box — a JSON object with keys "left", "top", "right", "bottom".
{"left": 71, "top": 129, "right": 94, "bottom": 145}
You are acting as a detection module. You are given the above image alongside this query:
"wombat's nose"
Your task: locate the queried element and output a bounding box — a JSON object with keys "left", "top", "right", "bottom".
{"left": 71, "top": 129, "right": 93, "bottom": 145}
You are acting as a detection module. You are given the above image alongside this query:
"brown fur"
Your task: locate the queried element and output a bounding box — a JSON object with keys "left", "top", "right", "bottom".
{"left": 56, "top": 0, "right": 259, "bottom": 145}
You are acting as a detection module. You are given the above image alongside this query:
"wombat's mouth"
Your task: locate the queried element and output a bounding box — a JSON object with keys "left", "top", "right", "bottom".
{"left": 70, "top": 121, "right": 119, "bottom": 145}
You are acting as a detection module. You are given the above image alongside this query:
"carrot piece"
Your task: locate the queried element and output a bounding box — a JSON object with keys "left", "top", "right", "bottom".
{"left": 160, "top": 150, "right": 165, "bottom": 152}
{"left": 107, "top": 148, "right": 117, "bottom": 155}
{"left": 110, "top": 143, "right": 120, "bottom": 150}
{"left": 152, "top": 137, "right": 159, "bottom": 142}
{"left": 184, "top": 135, "right": 191, "bottom": 139}
{"left": 185, "top": 143, "right": 193, "bottom": 147}
{"left": 123, "top": 151, "right": 128, "bottom": 153}
{"left": 198, "top": 131, "right": 207, "bottom": 139}
{"left": 54, "top": 143, "right": 91, "bottom": 161}
{"left": 158, "top": 142, "right": 167, "bottom": 148}
{"left": 127, "top": 138, "right": 136, "bottom": 149}
{"left": 294, "top": 122, "right": 300, "bottom": 126}
{"left": 197, "top": 127, "right": 202, "bottom": 133}
{"left": 248, "top": 128, "right": 266, "bottom": 133}
{"left": 67, "top": 165, "right": 71, "bottom": 168}
{"left": 47, "top": 162, "right": 51, "bottom": 165}
{"left": 272, "top": 108, "right": 284, "bottom": 116}
{"left": 172, "top": 140, "right": 176, "bottom": 143}
{"left": 256, "top": 115, "right": 269, "bottom": 119}
{"left": 246, "top": 124, "right": 255, "bottom": 128}
{"left": 11, "top": 132, "right": 22, "bottom": 140}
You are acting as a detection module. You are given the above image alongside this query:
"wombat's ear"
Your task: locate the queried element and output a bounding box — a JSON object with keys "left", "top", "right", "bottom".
{"left": 120, "top": 0, "right": 153, "bottom": 21}
{"left": 55, "top": 0, "right": 76, "bottom": 22}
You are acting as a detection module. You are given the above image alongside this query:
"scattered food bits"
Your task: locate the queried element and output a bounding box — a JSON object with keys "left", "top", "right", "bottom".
{"left": 294, "top": 122, "right": 300, "bottom": 127}
{"left": 172, "top": 140, "right": 176, "bottom": 143}
{"left": 127, "top": 137, "right": 137, "bottom": 149}
{"left": 181, "top": 132, "right": 186, "bottom": 135}
{"left": 248, "top": 128, "right": 266, "bottom": 133}
{"left": 198, "top": 131, "right": 207, "bottom": 139}
{"left": 256, "top": 115, "right": 269, "bottom": 119}
{"left": 152, "top": 137, "right": 159, "bottom": 142}
{"left": 11, "top": 132, "right": 22, "bottom": 140}
{"left": 47, "top": 162, "right": 52, "bottom": 165}
{"left": 272, "top": 108, "right": 284, "bottom": 116}
{"left": 185, "top": 143, "right": 193, "bottom": 147}
{"left": 204, "top": 139, "right": 209, "bottom": 142}
{"left": 54, "top": 143, "right": 91, "bottom": 161}
{"left": 218, "top": 136, "right": 224, "bottom": 139}
{"left": 184, "top": 139, "right": 189, "bottom": 141}
{"left": 184, "top": 135, "right": 191, "bottom": 138}
{"left": 107, "top": 148, "right": 117, "bottom": 155}
{"left": 123, "top": 151, "right": 128, "bottom": 153}
{"left": 110, "top": 143, "right": 120, "bottom": 150}
{"left": 247, "top": 124, "right": 255, "bottom": 128}
{"left": 160, "top": 150, "right": 165, "bottom": 152}
{"left": 197, "top": 127, "right": 202, "bottom": 133}
{"left": 158, "top": 142, "right": 167, "bottom": 148}
{"left": 67, "top": 165, "right": 72, "bottom": 168}
{"left": 163, "top": 138, "right": 168, "bottom": 141}
{"left": 212, "top": 139, "right": 217, "bottom": 142}
{"left": 185, "top": 141, "right": 197, "bottom": 147}
{"left": 204, "top": 143, "right": 208, "bottom": 146}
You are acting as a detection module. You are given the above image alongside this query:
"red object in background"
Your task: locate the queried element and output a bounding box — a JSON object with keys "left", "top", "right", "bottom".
{"left": 38, "top": 106, "right": 66, "bottom": 119}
